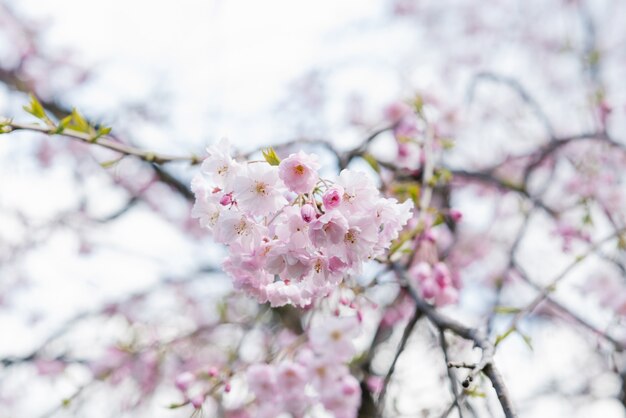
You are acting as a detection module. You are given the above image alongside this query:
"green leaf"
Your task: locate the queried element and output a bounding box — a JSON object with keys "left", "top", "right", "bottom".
{"left": 0, "top": 118, "right": 13, "bottom": 134}
{"left": 440, "top": 138, "right": 455, "bottom": 149}
{"left": 392, "top": 182, "right": 421, "bottom": 204}
{"left": 494, "top": 327, "right": 515, "bottom": 346}
{"left": 362, "top": 152, "right": 380, "bottom": 173}
{"left": 618, "top": 235, "right": 626, "bottom": 250}
{"left": 493, "top": 306, "right": 522, "bottom": 314}
{"left": 55, "top": 115, "right": 74, "bottom": 134}
{"left": 23, "top": 94, "right": 48, "bottom": 121}
{"left": 99, "top": 155, "right": 125, "bottom": 169}
{"left": 69, "top": 108, "right": 94, "bottom": 136}
{"left": 262, "top": 147, "right": 281, "bottom": 166}
{"left": 93, "top": 126, "right": 112, "bottom": 141}
{"left": 432, "top": 212, "right": 446, "bottom": 227}
{"left": 464, "top": 388, "right": 487, "bottom": 398}
{"left": 413, "top": 95, "right": 424, "bottom": 115}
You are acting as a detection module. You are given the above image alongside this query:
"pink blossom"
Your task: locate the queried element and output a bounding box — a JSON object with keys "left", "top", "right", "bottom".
{"left": 384, "top": 101, "right": 413, "bottom": 123}
{"left": 322, "top": 186, "right": 344, "bottom": 211}
{"left": 35, "top": 359, "right": 66, "bottom": 376}
{"left": 278, "top": 151, "right": 320, "bottom": 193}
{"left": 336, "top": 169, "right": 380, "bottom": 214}
{"left": 319, "top": 374, "right": 361, "bottom": 418}
{"left": 449, "top": 209, "right": 463, "bottom": 222}
{"left": 366, "top": 375, "right": 384, "bottom": 395}
{"left": 234, "top": 164, "right": 287, "bottom": 216}
{"left": 410, "top": 261, "right": 458, "bottom": 306}
{"left": 190, "top": 394, "right": 205, "bottom": 409}
{"left": 309, "top": 211, "right": 349, "bottom": 247}
{"left": 247, "top": 364, "right": 278, "bottom": 401}
{"left": 190, "top": 175, "right": 222, "bottom": 231}
{"left": 192, "top": 148, "right": 413, "bottom": 308}
{"left": 309, "top": 316, "right": 359, "bottom": 362}
{"left": 201, "top": 138, "right": 240, "bottom": 189}
{"left": 175, "top": 372, "right": 195, "bottom": 392}
{"left": 219, "top": 192, "right": 233, "bottom": 206}
{"left": 300, "top": 203, "right": 316, "bottom": 222}
{"left": 276, "top": 361, "right": 308, "bottom": 394}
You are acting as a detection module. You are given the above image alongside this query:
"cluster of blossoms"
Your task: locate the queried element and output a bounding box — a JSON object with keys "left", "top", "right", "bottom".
{"left": 171, "top": 315, "right": 362, "bottom": 417}
{"left": 384, "top": 101, "right": 423, "bottom": 169}
{"left": 245, "top": 316, "right": 361, "bottom": 418}
{"left": 409, "top": 261, "right": 458, "bottom": 306}
{"left": 192, "top": 139, "right": 413, "bottom": 307}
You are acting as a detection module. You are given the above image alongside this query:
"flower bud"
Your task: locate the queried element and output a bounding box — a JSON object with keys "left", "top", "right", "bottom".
{"left": 190, "top": 394, "right": 205, "bottom": 409}
{"left": 300, "top": 204, "right": 316, "bottom": 223}
{"left": 322, "top": 186, "right": 343, "bottom": 211}
{"left": 174, "top": 372, "right": 195, "bottom": 392}
{"left": 449, "top": 209, "right": 462, "bottom": 222}
{"left": 219, "top": 193, "right": 233, "bottom": 206}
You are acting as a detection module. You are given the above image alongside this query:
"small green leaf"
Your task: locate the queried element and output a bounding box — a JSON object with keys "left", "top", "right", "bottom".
{"left": 23, "top": 94, "right": 47, "bottom": 120}
{"left": 464, "top": 388, "right": 487, "bottom": 398}
{"left": 262, "top": 147, "right": 281, "bottom": 166}
{"left": 618, "top": 235, "right": 626, "bottom": 250}
{"left": 432, "top": 212, "right": 446, "bottom": 227}
{"left": 0, "top": 118, "right": 13, "bottom": 134}
{"left": 493, "top": 306, "right": 522, "bottom": 314}
{"left": 92, "top": 126, "right": 112, "bottom": 141}
{"left": 495, "top": 327, "right": 515, "bottom": 346}
{"left": 100, "top": 155, "right": 125, "bottom": 169}
{"left": 69, "top": 108, "right": 96, "bottom": 137}
{"left": 413, "top": 95, "right": 424, "bottom": 115}
{"left": 55, "top": 115, "right": 74, "bottom": 134}
{"left": 362, "top": 153, "right": 380, "bottom": 173}
{"left": 440, "top": 138, "right": 455, "bottom": 149}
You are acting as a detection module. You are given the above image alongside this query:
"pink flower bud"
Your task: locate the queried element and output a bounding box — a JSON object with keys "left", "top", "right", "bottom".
{"left": 190, "top": 394, "right": 205, "bottom": 409}
{"left": 175, "top": 372, "right": 195, "bottom": 392}
{"left": 366, "top": 375, "right": 384, "bottom": 395}
{"left": 449, "top": 209, "right": 462, "bottom": 222}
{"left": 224, "top": 382, "right": 231, "bottom": 393}
{"left": 322, "top": 187, "right": 343, "bottom": 211}
{"left": 300, "top": 204, "right": 316, "bottom": 223}
{"left": 384, "top": 101, "right": 412, "bottom": 123}
{"left": 398, "top": 142, "right": 410, "bottom": 158}
{"left": 207, "top": 366, "right": 219, "bottom": 377}
{"left": 220, "top": 193, "right": 233, "bottom": 206}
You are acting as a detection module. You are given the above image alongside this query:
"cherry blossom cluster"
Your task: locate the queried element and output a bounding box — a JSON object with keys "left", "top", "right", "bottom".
{"left": 245, "top": 315, "right": 361, "bottom": 418}
{"left": 192, "top": 139, "right": 414, "bottom": 307}
{"left": 172, "top": 315, "right": 363, "bottom": 417}
{"left": 409, "top": 261, "right": 458, "bottom": 307}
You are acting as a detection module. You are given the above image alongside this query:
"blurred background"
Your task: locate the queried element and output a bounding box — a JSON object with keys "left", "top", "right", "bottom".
{"left": 1, "top": 0, "right": 625, "bottom": 417}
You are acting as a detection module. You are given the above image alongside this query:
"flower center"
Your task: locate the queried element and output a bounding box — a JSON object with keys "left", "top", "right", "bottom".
{"left": 294, "top": 164, "right": 305, "bottom": 175}
{"left": 330, "top": 330, "right": 342, "bottom": 341}
{"left": 234, "top": 219, "right": 250, "bottom": 235}
{"left": 314, "top": 259, "right": 323, "bottom": 274}
{"left": 255, "top": 182, "right": 268, "bottom": 195}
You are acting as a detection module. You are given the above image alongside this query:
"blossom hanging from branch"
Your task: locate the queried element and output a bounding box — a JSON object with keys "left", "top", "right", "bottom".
{"left": 191, "top": 139, "right": 414, "bottom": 307}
